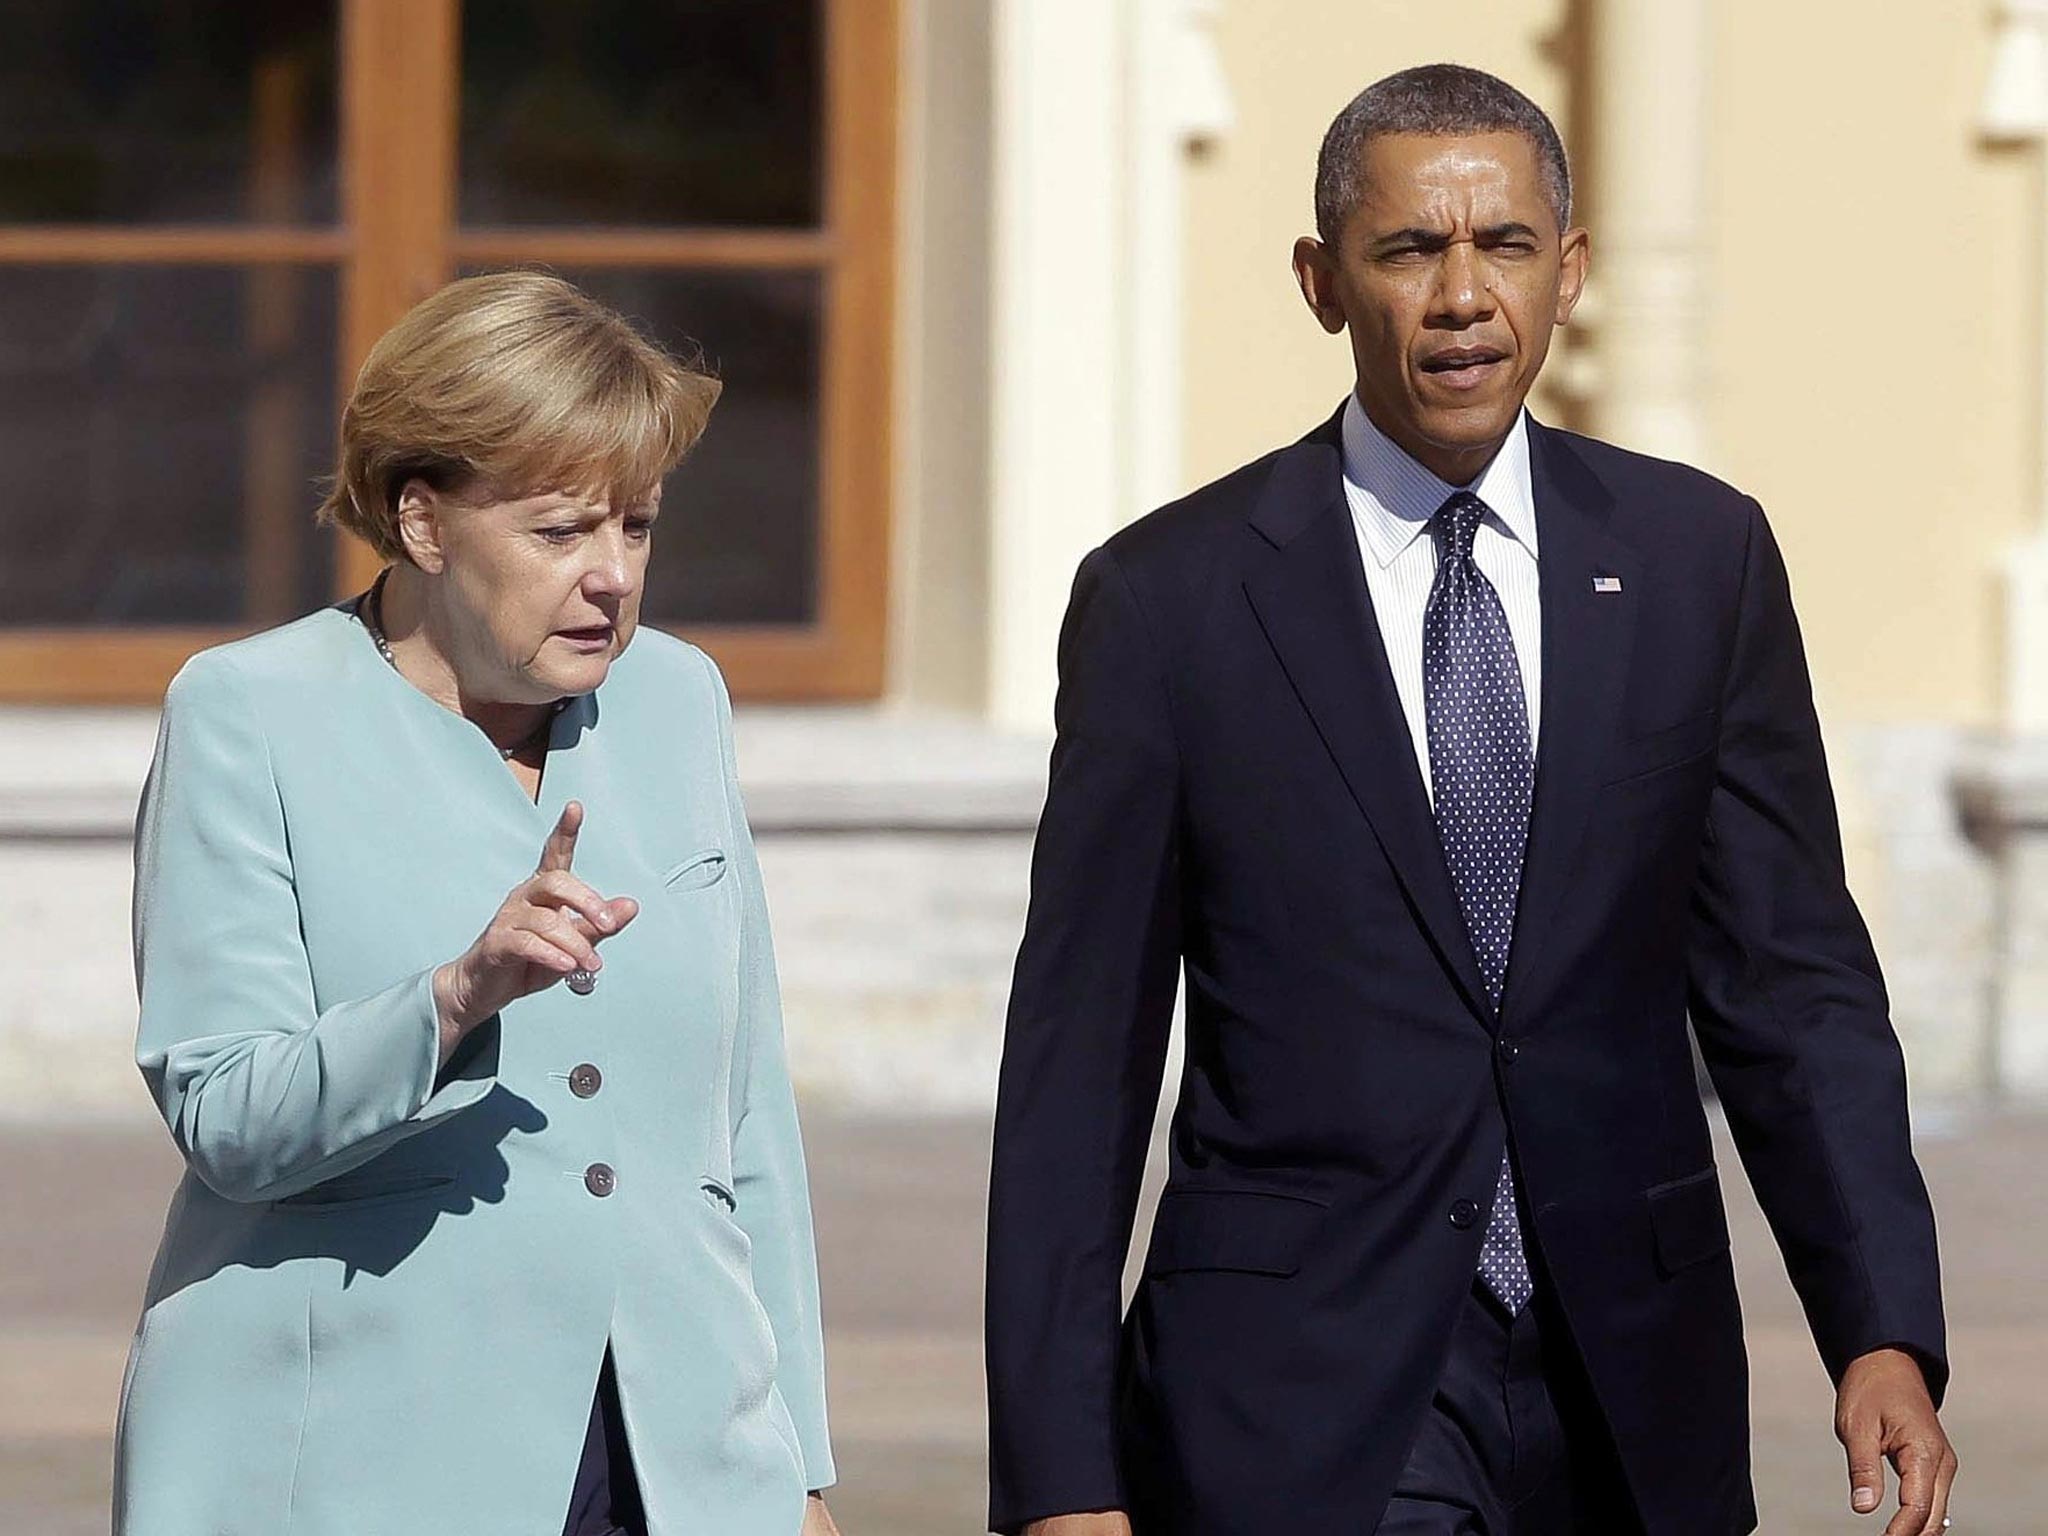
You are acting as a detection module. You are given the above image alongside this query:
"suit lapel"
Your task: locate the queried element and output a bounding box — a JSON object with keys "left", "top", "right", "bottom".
{"left": 1242, "top": 414, "right": 1496, "bottom": 1029}
{"left": 1500, "top": 421, "right": 1639, "bottom": 1026}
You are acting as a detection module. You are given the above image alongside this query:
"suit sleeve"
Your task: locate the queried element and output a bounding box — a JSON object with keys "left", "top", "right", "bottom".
{"left": 1686, "top": 499, "right": 1947, "bottom": 1403}
{"left": 705, "top": 652, "right": 835, "bottom": 1492}
{"left": 985, "top": 545, "right": 1183, "bottom": 1532}
{"left": 132, "top": 656, "right": 499, "bottom": 1204}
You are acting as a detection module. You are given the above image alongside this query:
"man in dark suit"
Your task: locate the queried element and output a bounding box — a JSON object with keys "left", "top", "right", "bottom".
{"left": 984, "top": 64, "right": 1958, "bottom": 1536}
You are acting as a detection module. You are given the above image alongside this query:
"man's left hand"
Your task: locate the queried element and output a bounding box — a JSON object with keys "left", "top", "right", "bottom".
{"left": 1835, "top": 1347, "right": 1958, "bottom": 1536}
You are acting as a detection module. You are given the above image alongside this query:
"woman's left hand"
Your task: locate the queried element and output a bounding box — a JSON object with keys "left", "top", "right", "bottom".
{"left": 801, "top": 1492, "right": 842, "bottom": 1535}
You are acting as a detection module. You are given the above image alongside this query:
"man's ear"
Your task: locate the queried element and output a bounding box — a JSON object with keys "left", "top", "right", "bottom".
{"left": 1292, "top": 236, "right": 1349, "bottom": 336}
{"left": 1553, "top": 225, "right": 1591, "bottom": 327}
{"left": 395, "top": 479, "right": 448, "bottom": 575}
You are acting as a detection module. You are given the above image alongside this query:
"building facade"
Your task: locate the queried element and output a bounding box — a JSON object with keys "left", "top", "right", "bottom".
{"left": 3, "top": 0, "right": 2043, "bottom": 1118}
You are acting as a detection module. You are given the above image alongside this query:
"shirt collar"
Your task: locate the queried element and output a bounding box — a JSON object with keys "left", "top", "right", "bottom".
{"left": 1340, "top": 392, "right": 1539, "bottom": 570}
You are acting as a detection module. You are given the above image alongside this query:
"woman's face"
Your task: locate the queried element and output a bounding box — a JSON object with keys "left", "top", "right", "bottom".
{"left": 409, "top": 481, "right": 661, "bottom": 703}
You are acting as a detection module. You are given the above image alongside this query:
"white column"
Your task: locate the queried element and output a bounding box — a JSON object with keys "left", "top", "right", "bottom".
{"left": 1981, "top": 0, "right": 2048, "bottom": 732}
{"left": 1588, "top": 0, "right": 1714, "bottom": 465}
{"left": 1969, "top": 2, "right": 2048, "bottom": 1109}
{"left": 983, "top": 0, "right": 1232, "bottom": 732}
{"left": 986, "top": 0, "right": 1126, "bottom": 732}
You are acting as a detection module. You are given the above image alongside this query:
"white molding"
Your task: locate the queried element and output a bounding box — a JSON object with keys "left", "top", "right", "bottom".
{"left": 1982, "top": 0, "right": 2048, "bottom": 141}
{"left": 1589, "top": 0, "right": 1713, "bottom": 468}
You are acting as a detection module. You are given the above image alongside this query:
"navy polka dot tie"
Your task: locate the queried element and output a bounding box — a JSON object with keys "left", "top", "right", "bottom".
{"left": 1423, "top": 490, "right": 1535, "bottom": 1315}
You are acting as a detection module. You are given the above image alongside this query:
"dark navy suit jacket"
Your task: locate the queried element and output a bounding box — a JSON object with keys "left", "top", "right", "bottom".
{"left": 983, "top": 409, "right": 1946, "bottom": 1536}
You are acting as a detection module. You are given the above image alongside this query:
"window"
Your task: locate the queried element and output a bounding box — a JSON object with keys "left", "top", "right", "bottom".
{"left": 0, "top": 0, "right": 895, "bottom": 701}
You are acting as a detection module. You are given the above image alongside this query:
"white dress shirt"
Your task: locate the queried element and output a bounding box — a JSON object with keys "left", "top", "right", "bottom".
{"left": 1340, "top": 393, "right": 1543, "bottom": 807}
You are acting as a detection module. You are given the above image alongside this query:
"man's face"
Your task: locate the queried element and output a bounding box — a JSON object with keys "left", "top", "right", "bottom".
{"left": 1294, "top": 130, "right": 1588, "bottom": 485}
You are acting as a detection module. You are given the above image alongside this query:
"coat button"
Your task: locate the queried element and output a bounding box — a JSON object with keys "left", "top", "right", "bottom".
{"left": 1497, "top": 1037, "right": 1520, "bottom": 1063}
{"left": 569, "top": 1063, "right": 603, "bottom": 1098}
{"left": 584, "top": 1162, "right": 616, "bottom": 1198}
{"left": 1449, "top": 1198, "right": 1480, "bottom": 1230}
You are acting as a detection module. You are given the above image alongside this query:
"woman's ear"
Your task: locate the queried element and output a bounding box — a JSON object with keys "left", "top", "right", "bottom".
{"left": 394, "top": 479, "right": 448, "bottom": 575}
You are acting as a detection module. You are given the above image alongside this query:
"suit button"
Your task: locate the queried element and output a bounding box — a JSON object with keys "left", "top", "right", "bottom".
{"left": 1449, "top": 1198, "right": 1480, "bottom": 1230}
{"left": 1497, "top": 1037, "right": 1520, "bottom": 1062}
{"left": 584, "top": 1162, "right": 616, "bottom": 1198}
{"left": 569, "top": 1063, "right": 603, "bottom": 1098}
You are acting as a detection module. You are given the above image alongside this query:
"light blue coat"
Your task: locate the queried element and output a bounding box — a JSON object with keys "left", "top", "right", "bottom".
{"left": 114, "top": 602, "right": 833, "bottom": 1534}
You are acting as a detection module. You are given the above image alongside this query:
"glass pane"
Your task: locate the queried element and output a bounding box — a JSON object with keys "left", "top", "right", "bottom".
{"left": 0, "top": 1, "right": 339, "bottom": 225}
{"left": 513, "top": 267, "right": 822, "bottom": 626}
{"left": 460, "top": 0, "right": 821, "bottom": 227}
{"left": 0, "top": 265, "right": 338, "bottom": 626}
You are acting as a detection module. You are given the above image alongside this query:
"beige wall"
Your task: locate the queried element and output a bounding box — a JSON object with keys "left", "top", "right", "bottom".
{"left": 1182, "top": 0, "right": 2028, "bottom": 730}
{"left": 1706, "top": 2, "right": 2028, "bottom": 729}
{"left": 1181, "top": 1, "right": 1572, "bottom": 485}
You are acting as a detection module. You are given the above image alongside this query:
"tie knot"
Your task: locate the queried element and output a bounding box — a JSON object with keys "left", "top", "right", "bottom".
{"left": 1432, "top": 491, "right": 1488, "bottom": 563}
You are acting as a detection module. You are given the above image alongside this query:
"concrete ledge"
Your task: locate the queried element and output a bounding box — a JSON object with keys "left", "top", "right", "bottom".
{"left": 0, "top": 709, "right": 158, "bottom": 839}
{"left": 0, "top": 704, "right": 1048, "bottom": 1119}
{"left": 0, "top": 705, "right": 1049, "bottom": 838}
{"left": 725, "top": 707, "right": 1047, "bottom": 831}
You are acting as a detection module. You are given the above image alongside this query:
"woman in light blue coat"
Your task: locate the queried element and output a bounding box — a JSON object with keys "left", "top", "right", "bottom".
{"left": 115, "top": 271, "right": 840, "bottom": 1535}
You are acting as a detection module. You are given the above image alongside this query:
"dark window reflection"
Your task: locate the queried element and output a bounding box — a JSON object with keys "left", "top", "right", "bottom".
{"left": 513, "top": 267, "right": 821, "bottom": 626}
{"left": 0, "top": 1, "right": 339, "bottom": 225}
{"left": 460, "top": 0, "right": 821, "bottom": 228}
{"left": 0, "top": 265, "right": 338, "bottom": 626}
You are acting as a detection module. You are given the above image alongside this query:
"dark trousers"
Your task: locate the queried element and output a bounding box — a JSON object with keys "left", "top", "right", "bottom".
{"left": 561, "top": 1347, "right": 648, "bottom": 1536}
{"left": 1374, "top": 1282, "right": 1642, "bottom": 1535}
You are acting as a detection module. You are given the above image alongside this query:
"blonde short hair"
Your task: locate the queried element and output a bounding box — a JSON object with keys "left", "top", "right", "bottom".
{"left": 316, "top": 270, "right": 722, "bottom": 561}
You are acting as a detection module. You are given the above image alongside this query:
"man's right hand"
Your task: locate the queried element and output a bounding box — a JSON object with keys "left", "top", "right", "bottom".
{"left": 1022, "top": 1515, "right": 1132, "bottom": 1536}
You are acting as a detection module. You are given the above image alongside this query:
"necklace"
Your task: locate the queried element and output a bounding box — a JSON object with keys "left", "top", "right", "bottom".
{"left": 359, "top": 569, "right": 564, "bottom": 760}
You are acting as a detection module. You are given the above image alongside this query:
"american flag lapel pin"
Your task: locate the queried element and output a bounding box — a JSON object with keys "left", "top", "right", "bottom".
{"left": 1592, "top": 573, "right": 1623, "bottom": 594}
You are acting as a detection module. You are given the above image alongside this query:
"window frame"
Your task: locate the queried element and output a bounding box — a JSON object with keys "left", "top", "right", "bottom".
{"left": 0, "top": 0, "right": 896, "bottom": 703}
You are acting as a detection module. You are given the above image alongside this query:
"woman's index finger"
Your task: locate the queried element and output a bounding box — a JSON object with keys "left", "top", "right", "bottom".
{"left": 537, "top": 799, "right": 584, "bottom": 873}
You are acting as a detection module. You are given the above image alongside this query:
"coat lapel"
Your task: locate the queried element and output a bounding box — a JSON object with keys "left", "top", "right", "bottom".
{"left": 1242, "top": 413, "right": 1495, "bottom": 1029}
{"left": 1499, "top": 421, "right": 1639, "bottom": 1026}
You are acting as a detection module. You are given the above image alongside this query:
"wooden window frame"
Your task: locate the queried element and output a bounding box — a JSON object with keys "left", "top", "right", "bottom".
{"left": 0, "top": 0, "right": 895, "bottom": 703}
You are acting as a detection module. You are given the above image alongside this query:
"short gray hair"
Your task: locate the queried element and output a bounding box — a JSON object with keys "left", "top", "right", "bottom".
{"left": 1314, "top": 64, "right": 1572, "bottom": 246}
